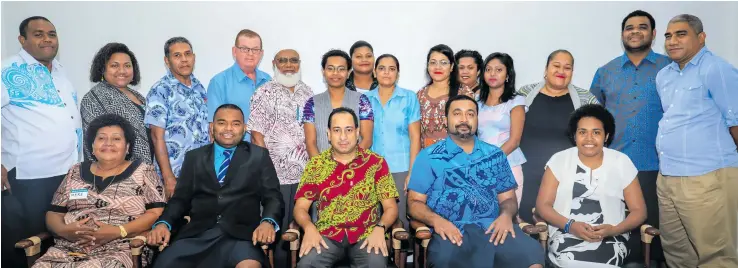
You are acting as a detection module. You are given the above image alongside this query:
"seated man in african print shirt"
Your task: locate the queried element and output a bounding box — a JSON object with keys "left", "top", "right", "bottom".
{"left": 293, "top": 107, "right": 399, "bottom": 268}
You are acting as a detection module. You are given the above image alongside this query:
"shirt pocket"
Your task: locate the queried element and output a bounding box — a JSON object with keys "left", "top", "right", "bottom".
{"left": 683, "top": 84, "right": 709, "bottom": 100}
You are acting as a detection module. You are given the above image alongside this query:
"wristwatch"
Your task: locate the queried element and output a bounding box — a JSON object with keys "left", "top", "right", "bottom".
{"left": 375, "top": 222, "right": 386, "bottom": 232}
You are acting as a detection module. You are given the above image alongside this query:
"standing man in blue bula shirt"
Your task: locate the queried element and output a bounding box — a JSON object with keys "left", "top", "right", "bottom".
{"left": 407, "top": 95, "right": 544, "bottom": 268}
{"left": 589, "top": 10, "right": 671, "bottom": 266}
{"left": 655, "top": 14, "right": 738, "bottom": 268}
{"left": 207, "top": 29, "right": 272, "bottom": 142}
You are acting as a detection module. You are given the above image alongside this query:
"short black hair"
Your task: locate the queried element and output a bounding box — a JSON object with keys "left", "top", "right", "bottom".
{"left": 321, "top": 49, "right": 352, "bottom": 70}
{"left": 19, "top": 16, "right": 52, "bottom": 38}
{"left": 622, "top": 10, "right": 656, "bottom": 31}
{"left": 444, "top": 94, "right": 478, "bottom": 117}
{"left": 164, "top": 36, "right": 193, "bottom": 58}
{"left": 214, "top": 104, "right": 244, "bottom": 121}
{"left": 89, "top": 43, "right": 141, "bottom": 85}
{"left": 546, "top": 49, "right": 574, "bottom": 68}
{"left": 86, "top": 114, "right": 136, "bottom": 161}
{"left": 454, "top": 49, "right": 483, "bottom": 84}
{"left": 327, "top": 107, "right": 359, "bottom": 129}
{"left": 567, "top": 104, "right": 616, "bottom": 146}
{"left": 349, "top": 40, "right": 373, "bottom": 56}
{"left": 375, "top": 54, "right": 400, "bottom": 72}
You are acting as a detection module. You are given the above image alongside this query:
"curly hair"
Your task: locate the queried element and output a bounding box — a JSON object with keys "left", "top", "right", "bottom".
{"left": 567, "top": 104, "right": 616, "bottom": 147}
{"left": 85, "top": 114, "right": 136, "bottom": 161}
{"left": 89, "top": 42, "right": 141, "bottom": 85}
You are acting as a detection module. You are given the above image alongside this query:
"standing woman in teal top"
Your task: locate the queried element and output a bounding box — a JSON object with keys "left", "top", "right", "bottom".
{"left": 365, "top": 54, "right": 421, "bottom": 230}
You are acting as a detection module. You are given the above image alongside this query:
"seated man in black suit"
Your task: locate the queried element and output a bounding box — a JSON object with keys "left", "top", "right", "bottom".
{"left": 148, "top": 104, "right": 284, "bottom": 268}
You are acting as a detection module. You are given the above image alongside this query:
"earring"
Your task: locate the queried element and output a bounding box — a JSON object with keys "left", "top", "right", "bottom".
{"left": 505, "top": 77, "right": 509, "bottom": 83}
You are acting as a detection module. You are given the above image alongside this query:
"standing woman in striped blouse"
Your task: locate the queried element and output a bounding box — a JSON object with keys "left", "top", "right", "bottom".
{"left": 302, "top": 49, "right": 374, "bottom": 157}
{"left": 80, "top": 43, "right": 152, "bottom": 163}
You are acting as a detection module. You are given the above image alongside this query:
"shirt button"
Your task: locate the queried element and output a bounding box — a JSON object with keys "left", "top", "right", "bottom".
{"left": 670, "top": 104, "right": 673, "bottom": 107}
{"left": 660, "top": 152, "right": 664, "bottom": 154}
{"left": 218, "top": 195, "right": 222, "bottom": 200}
{"left": 71, "top": 116, "right": 74, "bottom": 119}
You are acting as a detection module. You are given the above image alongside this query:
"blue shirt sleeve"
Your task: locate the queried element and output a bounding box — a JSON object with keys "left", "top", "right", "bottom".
{"left": 358, "top": 94, "right": 374, "bottom": 121}
{"left": 590, "top": 67, "right": 606, "bottom": 105}
{"left": 408, "top": 92, "right": 421, "bottom": 124}
{"left": 492, "top": 150, "right": 517, "bottom": 194}
{"left": 705, "top": 60, "right": 738, "bottom": 126}
{"left": 144, "top": 82, "right": 169, "bottom": 129}
{"left": 206, "top": 77, "right": 224, "bottom": 122}
{"left": 407, "top": 149, "right": 433, "bottom": 194}
{"left": 302, "top": 97, "right": 315, "bottom": 124}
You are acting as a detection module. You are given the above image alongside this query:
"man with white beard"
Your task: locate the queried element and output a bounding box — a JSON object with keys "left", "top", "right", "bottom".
{"left": 247, "top": 48, "right": 314, "bottom": 268}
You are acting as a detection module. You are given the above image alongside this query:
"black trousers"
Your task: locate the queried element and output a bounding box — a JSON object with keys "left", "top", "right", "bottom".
{"left": 1, "top": 169, "right": 65, "bottom": 267}
{"left": 625, "top": 170, "right": 664, "bottom": 263}
{"left": 273, "top": 183, "right": 298, "bottom": 268}
{"left": 154, "top": 226, "right": 266, "bottom": 268}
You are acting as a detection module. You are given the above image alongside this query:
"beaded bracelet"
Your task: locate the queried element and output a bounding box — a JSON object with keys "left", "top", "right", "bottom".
{"left": 564, "top": 219, "right": 575, "bottom": 233}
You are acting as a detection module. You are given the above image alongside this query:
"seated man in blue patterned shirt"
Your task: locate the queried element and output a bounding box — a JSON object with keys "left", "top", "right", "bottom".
{"left": 407, "top": 94, "right": 544, "bottom": 268}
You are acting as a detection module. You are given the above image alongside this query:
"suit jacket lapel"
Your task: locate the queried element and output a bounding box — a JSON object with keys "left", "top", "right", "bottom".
{"left": 202, "top": 144, "right": 218, "bottom": 186}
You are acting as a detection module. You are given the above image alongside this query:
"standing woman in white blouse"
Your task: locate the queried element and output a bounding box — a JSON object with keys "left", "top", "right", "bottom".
{"left": 536, "top": 104, "right": 647, "bottom": 268}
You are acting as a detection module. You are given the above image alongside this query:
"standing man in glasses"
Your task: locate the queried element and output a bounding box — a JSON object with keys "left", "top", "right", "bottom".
{"left": 247, "top": 49, "right": 314, "bottom": 268}
{"left": 207, "top": 29, "right": 271, "bottom": 142}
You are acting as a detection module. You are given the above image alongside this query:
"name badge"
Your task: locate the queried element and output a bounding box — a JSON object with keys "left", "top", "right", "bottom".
{"left": 70, "top": 189, "right": 88, "bottom": 200}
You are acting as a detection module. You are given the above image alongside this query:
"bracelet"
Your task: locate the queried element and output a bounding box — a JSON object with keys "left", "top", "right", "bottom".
{"left": 563, "top": 219, "right": 575, "bottom": 233}
{"left": 118, "top": 225, "right": 128, "bottom": 238}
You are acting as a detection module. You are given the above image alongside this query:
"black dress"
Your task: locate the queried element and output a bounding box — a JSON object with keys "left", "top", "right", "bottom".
{"left": 518, "top": 93, "right": 575, "bottom": 222}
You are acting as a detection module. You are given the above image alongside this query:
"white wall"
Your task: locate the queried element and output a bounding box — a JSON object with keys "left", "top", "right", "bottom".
{"left": 2, "top": 1, "right": 737, "bottom": 98}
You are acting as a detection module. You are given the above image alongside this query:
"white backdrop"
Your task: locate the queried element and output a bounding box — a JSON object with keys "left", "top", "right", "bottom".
{"left": 2, "top": 1, "right": 737, "bottom": 98}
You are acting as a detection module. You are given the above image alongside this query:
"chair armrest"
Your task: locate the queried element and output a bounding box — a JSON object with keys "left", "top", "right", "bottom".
{"left": 130, "top": 235, "right": 147, "bottom": 256}
{"left": 15, "top": 232, "right": 52, "bottom": 256}
{"left": 410, "top": 220, "right": 432, "bottom": 247}
{"left": 640, "top": 224, "right": 660, "bottom": 243}
{"left": 391, "top": 220, "right": 409, "bottom": 241}
{"left": 518, "top": 221, "right": 547, "bottom": 235}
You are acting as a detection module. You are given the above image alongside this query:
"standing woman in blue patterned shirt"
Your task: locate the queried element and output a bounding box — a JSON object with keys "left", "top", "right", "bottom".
{"left": 80, "top": 43, "right": 152, "bottom": 164}
{"left": 365, "top": 54, "right": 421, "bottom": 230}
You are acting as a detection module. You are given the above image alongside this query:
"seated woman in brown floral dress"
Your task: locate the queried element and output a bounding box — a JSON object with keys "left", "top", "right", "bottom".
{"left": 33, "top": 114, "right": 166, "bottom": 268}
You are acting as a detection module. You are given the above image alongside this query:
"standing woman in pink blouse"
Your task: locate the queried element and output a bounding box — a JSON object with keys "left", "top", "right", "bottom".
{"left": 417, "top": 44, "right": 474, "bottom": 148}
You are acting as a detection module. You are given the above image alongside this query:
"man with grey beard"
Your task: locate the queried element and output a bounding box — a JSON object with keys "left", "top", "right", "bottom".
{"left": 247, "top": 49, "right": 314, "bottom": 268}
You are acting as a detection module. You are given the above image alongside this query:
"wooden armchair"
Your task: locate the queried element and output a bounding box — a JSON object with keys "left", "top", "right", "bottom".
{"left": 521, "top": 209, "right": 662, "bottom": 268}
{"left": 280, "top": 219, "right": 410, "bottom": 268}
{"left": 14, "top": 231, "right": 149, "bottom": 268}
{"left": 409, "top": 215, "right": 548, "bottom": 268}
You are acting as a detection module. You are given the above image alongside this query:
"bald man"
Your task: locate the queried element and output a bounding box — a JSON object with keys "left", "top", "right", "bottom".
{"left": 247, "top": 49, "right": 314, "bottom": 267}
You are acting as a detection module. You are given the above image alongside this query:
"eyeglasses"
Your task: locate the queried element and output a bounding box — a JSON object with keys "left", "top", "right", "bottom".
{"left": 276, "top": 57, "right": 300, "bottom": 65}
{"left": 236, "top": 46, "right": 263, "bottom": 54}
{"left": 428, "top": 60, "right": 450, "bottom": 68}
{"left": 325, "top": 66, "right": 348, "bottom": 73}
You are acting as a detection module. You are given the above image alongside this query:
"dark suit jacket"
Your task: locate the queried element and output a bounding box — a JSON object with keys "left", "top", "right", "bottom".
{"left": 157, "top": 142, "right": 284, "bottom": 241}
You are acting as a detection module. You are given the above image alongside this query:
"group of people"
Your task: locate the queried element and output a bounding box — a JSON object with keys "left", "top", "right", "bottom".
{"left": 1, "top": 8, "right": 736, "bottom": 268}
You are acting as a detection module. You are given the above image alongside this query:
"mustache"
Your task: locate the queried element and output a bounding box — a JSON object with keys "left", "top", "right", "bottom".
{"left": 455, "top": 123, "right": 472, "bottom": 129}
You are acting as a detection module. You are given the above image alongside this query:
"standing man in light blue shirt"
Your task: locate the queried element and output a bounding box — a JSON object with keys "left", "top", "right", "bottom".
{"left": 145, "top": 37, "right": 210, "bottom": 200}
{"left": 655, "top": 14, "right": 738, "bottom": 268}
{"left": 365, "top": 54, "right": 421, "bottom": 231}
{"left": 207, "top": 29, "right": 272, "bottom": 142}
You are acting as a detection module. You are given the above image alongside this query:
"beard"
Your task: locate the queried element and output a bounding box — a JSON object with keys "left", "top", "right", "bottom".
{"left": 623, "top": 37, "right": 653, "bottom": 53}
{"left": 273, "top": 65, "right": 302, "bottom": 88}
{"left": 448, "top": 123, "right": 475, "bottom": 139}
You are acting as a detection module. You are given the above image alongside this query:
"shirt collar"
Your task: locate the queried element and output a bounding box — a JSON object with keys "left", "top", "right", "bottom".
{"left": 366, "top": 86, "right": 407, "bottom": 101}
{"left": 230, "top": 62, "right": 268, "bottom": 83}
{"left": 324, "top": 146, "right": 366, "bottom": 165}
{"left": 214, "top": 142, "right": 237, "bottom": 156}
{"left": 619, "top": 49, "right": 658, "bottom": 67}
{"left": 444, "top": 136, "right": 481, "bottom": 155}
{"left": 18, "top": 48, "right": 62, "bottom": 72}
{"left": 165, "top": 71, "right": 201, "bottom": 88}
{"left": 667, "top": 46, "right": 709, "bottom": 71}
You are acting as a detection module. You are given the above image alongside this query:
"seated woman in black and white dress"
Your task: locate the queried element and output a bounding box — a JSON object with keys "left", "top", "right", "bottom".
{"left": 535, "top": 104, "right": 647, "bottom": 268}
